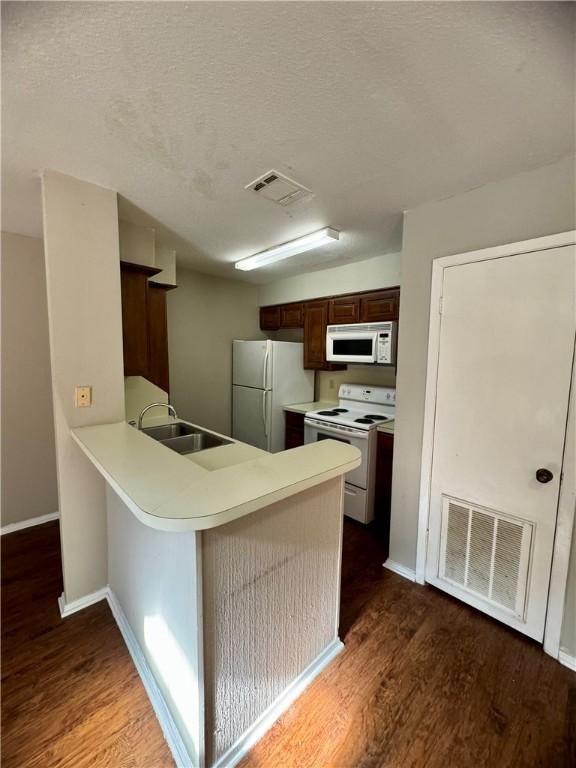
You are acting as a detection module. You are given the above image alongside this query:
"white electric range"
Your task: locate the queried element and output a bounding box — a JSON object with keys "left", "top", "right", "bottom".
{"left": 304, "top": 384, "right": 395, "bottom": 523}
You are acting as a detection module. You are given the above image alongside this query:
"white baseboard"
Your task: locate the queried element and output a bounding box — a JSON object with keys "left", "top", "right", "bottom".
{"left": 559, "top": 650, "right": 576, "bottom": 672}
{"left": 211, "top": 638, "right": 344, "bottom": 768}
{"left": 106, "top": 590, "right": 192, "bottom": 768}
{"left": 383, "top": 558, "right": 417, "bottom": 582}
{"left": 1, "top": 511, "right": 59, "bottom": 536}
{"left": 58, "top": 586, "right": 109, "bottom": 618}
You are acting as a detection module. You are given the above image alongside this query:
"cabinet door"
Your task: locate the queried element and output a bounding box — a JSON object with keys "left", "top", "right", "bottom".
{"left": 304, "top": 300, "right": 346, "bottom": 370}
{"left": 375, "top": 431, "right": 394, "bottom": 558}
{"left": 147, "top": 285, "right": 170, "bottom": 394}
{"left": 304, "top": 300, "right": 328, "bottom": 369}
{"left": 328, "top": 295, "right": 360, "bottom": 324}
{"left": 285, "top": 427, "right": 304, "bottom": 449}
{"left": 280, "top": 303, "right": 304, "bottom": 329}
{"left": 284, "top": 411, "right": 305, "bottom": 449}
{"left": 360, "top": 290, "right": 399, "bottom": 322}
{"left": 121, "top": 267, "right": 149, "bottom": 376}
{"left": 260, "top": 306, "right": 281, "bottom": 331}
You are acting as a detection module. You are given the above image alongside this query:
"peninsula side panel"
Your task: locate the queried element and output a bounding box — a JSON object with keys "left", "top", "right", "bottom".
{"left": 202, "top": 477, "right": 344, "bottom": 766}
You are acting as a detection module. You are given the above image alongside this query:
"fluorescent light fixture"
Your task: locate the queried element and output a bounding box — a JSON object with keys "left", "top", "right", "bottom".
{"left": 234, "top": 227, "right": 340, "bottom": 271}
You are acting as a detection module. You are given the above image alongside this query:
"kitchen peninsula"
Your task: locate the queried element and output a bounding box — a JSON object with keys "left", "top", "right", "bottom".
{"left": 72, "top": 416, "right": 360, "bottom": 768}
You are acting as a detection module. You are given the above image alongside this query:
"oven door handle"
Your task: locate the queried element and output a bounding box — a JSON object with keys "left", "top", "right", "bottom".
{"left": 304, "top": 418, "right": 370, "bottom": 439}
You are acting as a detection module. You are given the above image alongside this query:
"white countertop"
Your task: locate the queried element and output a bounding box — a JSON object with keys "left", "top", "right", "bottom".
{"left": 377, "top": 420, "right": 395, "bottom": 435}
{"left": 71, "top": 418, "right": 361, "bottom": 532}
{"left": 283, "top": 401, "right": 337, "bottom": 415}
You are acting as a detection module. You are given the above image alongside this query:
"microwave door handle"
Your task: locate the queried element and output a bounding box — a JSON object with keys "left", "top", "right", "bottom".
{"left": 330, "top": 331, "right": 375, "bottom": 339}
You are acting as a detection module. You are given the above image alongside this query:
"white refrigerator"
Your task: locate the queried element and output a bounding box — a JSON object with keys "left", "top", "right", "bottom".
{"left": 232, "top": 340, "right": 314, "bottom": 453}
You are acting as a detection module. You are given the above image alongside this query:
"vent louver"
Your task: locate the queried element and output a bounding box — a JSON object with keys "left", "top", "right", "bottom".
{"left": 245, "top": 169, "right": 313, "bottom": 206}
{"left": 439, "top": 496, "right": 532, "bottom": 618}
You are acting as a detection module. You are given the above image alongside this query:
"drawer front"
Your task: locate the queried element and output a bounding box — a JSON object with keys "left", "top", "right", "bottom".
{"left": 344, "top": 484, "right": 372, "bottom": 524}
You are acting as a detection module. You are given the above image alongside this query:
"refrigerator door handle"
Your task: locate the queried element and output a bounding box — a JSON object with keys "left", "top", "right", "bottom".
{"left": 262, "top": 346, "right": 270, "bottom": 390}
{"left": 262, "top": 390, "right": 268, "bottom": 437}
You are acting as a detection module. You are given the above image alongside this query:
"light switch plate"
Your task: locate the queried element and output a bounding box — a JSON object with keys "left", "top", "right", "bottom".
{"left": 75, "top": 385, "right": 92, "bottom": 408}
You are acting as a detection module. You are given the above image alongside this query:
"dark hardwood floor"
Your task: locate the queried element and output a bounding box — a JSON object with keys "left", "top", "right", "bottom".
{"left": 1, "top": 521, "right": 173, "bottom": 768}
{"left": 2, "top": 519, "right": 574, "bottom": 768}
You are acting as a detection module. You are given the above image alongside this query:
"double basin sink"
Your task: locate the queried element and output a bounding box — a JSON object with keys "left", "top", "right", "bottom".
{"left": 142, "top": 421, "right": 231, "bottom": 455}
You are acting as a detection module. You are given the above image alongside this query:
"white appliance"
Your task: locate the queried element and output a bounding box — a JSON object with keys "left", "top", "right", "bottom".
{"left": 304, "top": 384, "right": 395, "bottom": 523}
{"left": 232, "top": 340, "right": 314, "bottom": 453}
{"left": 326, "top": 321, "right": 397, "bottom": 365}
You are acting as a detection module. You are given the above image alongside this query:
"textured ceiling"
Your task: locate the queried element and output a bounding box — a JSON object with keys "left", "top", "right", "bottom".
{"left": 2, "top": 2, "right": 574, "bottom": 282}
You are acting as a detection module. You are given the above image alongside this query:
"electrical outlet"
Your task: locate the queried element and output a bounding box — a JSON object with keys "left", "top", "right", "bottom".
{"left": 75, "top": 385, "right": 92, "bottom": 408}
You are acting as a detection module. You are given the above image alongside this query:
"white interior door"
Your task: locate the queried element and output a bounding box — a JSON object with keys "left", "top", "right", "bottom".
{"left": 232, "top": 385, "right": 271, "bottom": 451}
{"left": 426, "top": 245, "right": 575, "bottom": 641}
{"left": 232, "top": 340, "right": 271, "bottom": 390}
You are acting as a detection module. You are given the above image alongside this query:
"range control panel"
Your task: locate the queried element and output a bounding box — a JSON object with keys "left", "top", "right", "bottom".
{"left": 339, "top": 384, "right": 396, "bottom": 405}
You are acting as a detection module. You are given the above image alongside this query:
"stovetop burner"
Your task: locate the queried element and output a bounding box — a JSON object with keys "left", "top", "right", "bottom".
{"left": 318, "top": 410, "right": 340, "bottom": 416}
{"left": 354, "top": 418, "right": 375, "bottom": 424}
{"left": 332, "top": 408, "right": 348, "bottom": 413}
{"left": 365, "top": 414, "right": 388, "bottom": 420}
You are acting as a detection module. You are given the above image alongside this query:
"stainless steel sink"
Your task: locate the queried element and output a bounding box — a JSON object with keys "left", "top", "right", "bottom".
{"left": 161, "top": 432, "right": 231, "bottom": 454}
{"left": 141, "top": 422, "right": 231, "bottom": 454}
{"left": 142, "top": 422, "right": 199, "bottom": 441}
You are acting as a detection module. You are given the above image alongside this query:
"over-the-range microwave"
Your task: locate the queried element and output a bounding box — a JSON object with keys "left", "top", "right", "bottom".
{"left": 326, "top": 321, "right": 397, "bottom": 365}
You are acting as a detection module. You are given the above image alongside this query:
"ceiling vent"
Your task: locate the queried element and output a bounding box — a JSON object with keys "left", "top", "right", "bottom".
{"left": 245, "top": 170, "right": 313, "bottom": 207}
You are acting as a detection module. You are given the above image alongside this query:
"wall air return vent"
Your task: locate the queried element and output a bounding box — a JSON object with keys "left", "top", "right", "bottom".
{"left": 245, "top": 170, "right": 313, "bottom": 207}
{"left": 439, "top": 496, "right": 533, "bottom": 618}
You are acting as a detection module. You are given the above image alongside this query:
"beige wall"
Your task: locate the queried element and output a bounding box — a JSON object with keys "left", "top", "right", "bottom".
{"left": 118, "top": 219, "right": 155, "bottom": 267}
{"left": 316, "top": 366, "right": 396, "bottom": 402}
{"left": 42, "top": 171, "right": 125, "bottom": 604}
{"left": 1, "top": 232, "right": 58, "bottom": 527}
{"left": 258, "top": 252, "right": 401, "bottom": 307}
{"left": 167, "top": 268, "right": 263, "bottom": 436}
{"left": 124, "top": 376, "right": 168, "bottom": 424}
{"left": 389, "top": 155, "right": 576, "bottom": 653}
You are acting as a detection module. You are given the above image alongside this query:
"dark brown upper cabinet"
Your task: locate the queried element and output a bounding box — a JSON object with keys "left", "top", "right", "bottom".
{"left": 303, "top": 301, "right": 328, "bottom": 369}
{"left": 260, "top": 305, "right": 281, "bottom": 331}
{"left": 280, "top": 302, "right": 304, "bottom": 329}
{"left": 328, "top": 295, "right": 360, "bottom": 324}
{"left": 120, "top": 261, "right": 173, "bottom": 394}
{"left": 303, "top": 300, "right": 345, "bottom": 371}
{"left": 120, "top": 262, "right": 159, "bottom": 377}
{"left": 359, "top": 290, "right": 399, "bottom": 323}
{"left": 147, "top": 285, "right": 171, "bottom": 394}
{"left": 260, "top": 286, "right": 399, "bottom": 370}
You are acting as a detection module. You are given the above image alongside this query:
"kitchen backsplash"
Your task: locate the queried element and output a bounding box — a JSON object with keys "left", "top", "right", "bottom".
{"left": 316, "top": 366, "right": 396, "bottom": 401}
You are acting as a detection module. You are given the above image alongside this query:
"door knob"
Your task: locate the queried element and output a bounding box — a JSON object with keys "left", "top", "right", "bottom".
{"left": 536, "top": 468, "right": 554, "bottom": 484}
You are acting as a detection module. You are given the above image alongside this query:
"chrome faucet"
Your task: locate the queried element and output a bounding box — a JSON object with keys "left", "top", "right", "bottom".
{"left": 137, "top": 402, "right": 178, "bottom": 430}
